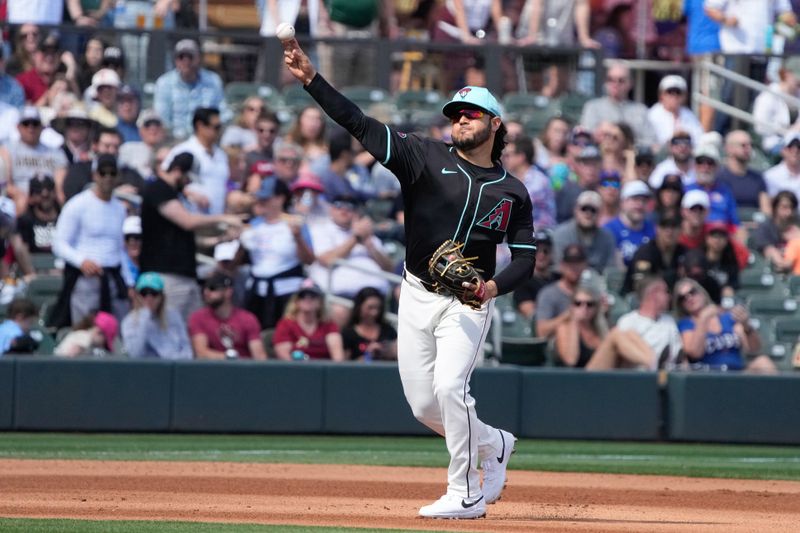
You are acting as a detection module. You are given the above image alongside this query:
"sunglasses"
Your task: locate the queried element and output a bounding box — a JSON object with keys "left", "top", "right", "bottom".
{"left": 143, "top": 120, "right": 162, "bottom": 128}
{"left": 276, "top": 156, "right": 300, "bottom": 164}
{"left": 689, "top": 205, "right": 707, "bottom": 212}
{"left": 695, "top": 156, "right": 716, "bottom": 166}
{"left": 332, "top": 201, "right": 356, "bottom": 210}
{"left": 600, "top": 180, "right": 620, "bottom": 189}
{"left": 670, "top": 137, "right": 692, "bottom": 146}
{"left": 677, "top": 287, "right": 698, "bottom": 303}
{"left": 205, "top": 122, "right": 222, "bottom": 131}
{"left": 579, "top": 205, "right": 598, "bottom": 214}
{"left": 708, "top": 230, "right": 728, "bottom": 238}
{"left": 138, "top": 288, "right": 161, "bottom": 297}
{"left": 98, "top": 170, "right": 117, "bottom": 178}
{"left": 20, "top": 120, "right": 41, "bottom": 128}
{"left": 573, "top": 299, "right": 596, "bottom": 308}
{"left": 606, "top": 76, "right": 628, "bottom": 84}
{"left": 258, "top": 127, "right": 277, "bottom": 134}
{"left": 20, "top": 32, "right": 39, "bottom": 39}
{"left": 176, "top": 52, "right": 194, "bottom": 60}
{"left": 204, "top": 284, "right": 227, "bottom": 291}
{"left": 665, "top": 88, "right": 684, "bottom": 95}
{"left": 450, "top": 108, "right": 487, "bottom": 122}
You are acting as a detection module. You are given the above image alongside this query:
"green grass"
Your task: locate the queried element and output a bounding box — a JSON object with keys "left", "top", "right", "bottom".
{"left": 2, "top": 433, "right": 800, "bottom": 481}
{"left": 0, "top": 518, "right": 430, "bottom": 533}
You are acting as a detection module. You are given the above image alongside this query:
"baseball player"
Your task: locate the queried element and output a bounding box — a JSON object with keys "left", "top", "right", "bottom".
{"left": 282, "top": 39, "right": 536, "bottom": 519}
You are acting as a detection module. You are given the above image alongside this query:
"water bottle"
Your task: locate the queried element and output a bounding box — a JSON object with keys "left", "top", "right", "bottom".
{"left": 498, "top": 16, "right": 512, "bottom": 46}
{"left": 363, "top": 349, "right": 373, "bottom": 363}
{"left": 291, "top": 349, "right": 309, "bottom": 361}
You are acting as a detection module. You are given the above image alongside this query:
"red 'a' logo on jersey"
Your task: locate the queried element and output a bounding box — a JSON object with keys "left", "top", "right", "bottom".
{"left": 476, "top": 199, "right": 512, "bottom": 232}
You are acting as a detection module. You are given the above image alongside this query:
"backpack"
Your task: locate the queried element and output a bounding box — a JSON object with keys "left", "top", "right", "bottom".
{"left": 325, "top": 0, "right": 379, "bottom": 29}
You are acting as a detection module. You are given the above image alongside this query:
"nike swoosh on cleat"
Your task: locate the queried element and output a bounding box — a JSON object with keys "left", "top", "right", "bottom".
{"left": 461, "top": 496, "right": 484, "bottom": 509}
{"left": 441, "top": 168, "right": 457, "bottom": 174}
{"left": 496, "top": 430, "right": 505, "bottom": 463}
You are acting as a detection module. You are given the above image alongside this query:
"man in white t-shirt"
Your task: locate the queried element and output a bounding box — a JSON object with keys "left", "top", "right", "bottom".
{"left": 307, "top": 194, "right": 394, "bottom": 323}
{"left": 765, "top": 131, "right": 800, "bottom": 200}
{"left": 7, "top": 0, "right": 62, "bottom": 24}
{"left": 588, "top": 276, "right": 683, "bottom": 370}
{"left": 647, "top": 75, "right": 704, "bottom": 149}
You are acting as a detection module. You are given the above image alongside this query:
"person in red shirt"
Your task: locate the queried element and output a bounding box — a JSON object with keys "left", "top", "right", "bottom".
{"left": 272, "top": 285, "right": 344, "bottom": 361}
{"left": 187, "top": 272, "right": 266, "bottom": 360}
{"left": 16, "top": 34, "right": 60, "bottom": 105}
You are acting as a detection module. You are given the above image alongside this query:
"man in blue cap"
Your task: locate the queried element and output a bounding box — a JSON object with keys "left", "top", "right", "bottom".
{"left": 282, "top": 37, "right": 536, "bottom": 519}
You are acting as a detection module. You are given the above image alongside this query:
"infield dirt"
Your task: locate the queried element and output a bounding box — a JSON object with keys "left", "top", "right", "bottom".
{"left": 1, "top": 459, "right": 800, "bottom": 532}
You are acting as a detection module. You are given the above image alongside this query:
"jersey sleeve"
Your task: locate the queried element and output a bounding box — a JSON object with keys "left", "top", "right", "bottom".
{"left": 491, "top": 192, "right": 536, "bottom": 295}
{"left": 304, "top": 74, "right": 427, "bottom": 186}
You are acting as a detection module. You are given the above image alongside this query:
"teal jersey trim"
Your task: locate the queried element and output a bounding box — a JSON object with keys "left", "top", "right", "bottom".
{"left": 508, "top": 243, "right": 537, "bottom": 249}
{"left": 382, "top": 125, "right": 391, "bottom": 164}
{"left": 451, "top": 165, "right": 473, "bottom": 242}
{"left": 462, "top": 168, "right": 507, "bottom": 246}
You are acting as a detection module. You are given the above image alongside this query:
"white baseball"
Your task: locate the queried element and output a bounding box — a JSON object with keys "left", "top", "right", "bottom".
{"left": 276, "top": 22, "right": 295, "bottom": 41}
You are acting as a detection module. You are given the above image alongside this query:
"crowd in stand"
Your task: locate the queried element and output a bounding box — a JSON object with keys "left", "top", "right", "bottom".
{"left": 0, "top": 2, "right": 799, "bottom": 372}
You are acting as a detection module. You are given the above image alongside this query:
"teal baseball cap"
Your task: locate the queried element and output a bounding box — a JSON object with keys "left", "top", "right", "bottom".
{"left": 136, "top": 272, "right": 164, "bottom": 292}
{"left": 442, "top": 86, "right": 502, "bottom": 119}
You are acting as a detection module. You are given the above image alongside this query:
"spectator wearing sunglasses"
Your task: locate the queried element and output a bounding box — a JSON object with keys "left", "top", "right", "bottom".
{"left": 674, "top": 277, "right": 775, "bottom": 373}
{"left": 121, "top": 272, "right": 193, "bottom": 359}
{"left": 683, "top": 144, "right": 740, "bottom": 234}
{"left": 597, "top": 169, "right": 621, "bottom": 226}
{"left": 49, "top": 154, "right": 133, "bottom": 328}
{"left": 555, "top": 143, "right": 602, "bottom": 223}
{"left": 622, "top": 215, "right": 687, "bottom": 295}
{"left": 648, "top": 130, "right": 696, "bottom": 189}
{"left": 161, "top": 107, "right": 229, "bottom": 215}
{"left": 0, "top": 106, "right": 68, "bottom": 215}
{"left": 153, "top": 39, "right": 230, "bottom": 140}
{"left": 117, "top": 109, "right": 165, "bottom": 180}
{"left": 580, "top": 61, "right": 657, "bottom": 149}
{"left": 553, "top": 190, "right": 618, "bottom": 273}
{"left": 647, "top": 75, "right": 703, "bottom": 150}
{"left": 554, "top": 285, "right": 608, "bottom": 368}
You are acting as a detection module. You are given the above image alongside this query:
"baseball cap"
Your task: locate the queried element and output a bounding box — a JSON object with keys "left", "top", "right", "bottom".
{"left": 92, "top": 68, "right": 121, "bottom": 89}
{"left": 442, "top": 86, "right": 502, "bottom": 119}
{"left": 569, "top": 126, "right": 593, "bottom": 145}
{"left": 290, "top": 175, "right": 325, "bottom": 193}
{"left": 214, "top": 240, "right": 240, "bottom": 262}
{"left": 705, "top": 220, "right": 729, "bottom": 235}
{"left": 534, "top": 230, "right": 552, "bottom": 246}
{"left": 785, "top": 131, "right": 800, "bottom": 147}
{"left": 136, "top": 272, "right": 164, "bottom": 292}
{"left": 118, "top": 84, "right": 138, "bottom": 100}
{"left": 167, "top": 152, "right": 195, "bottom": 175}
{"left": 681, "top": 189, "right": 710, "bottom": 209}
{"left": 621, "top": 180, "right": 652, "bottom": 200}
{"left": 205, "top": 271, "right": 233, "bottom": 290}
{"left": 19, "top": 106, "right": 41, "bottom": 124}
{"left": 634, "top": 146, "right": 655, "bottom": 166}
{"left": 136, "top": 108, "right": 162, "bottom": 128}
{"left": 92, "top": 153, "right": 118, "bottom": 174}
{"left": 123, "top": 215, "right": 141, "bottom": 236}
{"left": 576, "top": 144, "right": 601, "bottom": 161}
{"left": 562, "top": 244, "right": 588, "bottom": 263}
{"left": 296, "top": 285, "right": 323, "bottom": 298}
{"left": 660, "top": 173, "right": 683, "bottom": 192}
{"left": 576, "top": 190, "right": 602, "bottom": 208}
{"left": 37, "top": 33, "right": 59, "bottom": 53}
{"left": 51, "top": 106, "right": 94, "bottom": 133}
{"left": 93, "top": 311, "right": 118, "bottom": 351}
{"left": 101, "top": 45, "right": 124, "bottom": 67}
{"left": 255, "top": 176, "right": 290, "bottom": 200}
{"left": 175, "top": 39, "right": 200, "bottom": 56}
{"left": 659, "top": 75, "right": 687, "bottom": 93}
{"left": 29, "top": 174, "right": 55, "bottom": 195}
{"left": 657, "top": 214, "right": 682, "bottom": 228}
{"left": 694, "top": 144, "right": 720, "bottom": 162}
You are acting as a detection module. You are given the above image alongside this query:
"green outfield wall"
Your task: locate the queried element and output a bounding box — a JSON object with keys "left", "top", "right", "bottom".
{"left": 1, "top": 357, "right": 799, "bottom": 444}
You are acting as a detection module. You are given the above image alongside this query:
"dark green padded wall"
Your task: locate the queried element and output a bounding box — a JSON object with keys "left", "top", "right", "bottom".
{"left": 0, "top": 359, "right": 13, "bottom": 429}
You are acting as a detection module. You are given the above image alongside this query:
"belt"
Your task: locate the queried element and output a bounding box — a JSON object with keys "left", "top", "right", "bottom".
{"left": 402, "top": 268, "right": 446, "bottom": 295}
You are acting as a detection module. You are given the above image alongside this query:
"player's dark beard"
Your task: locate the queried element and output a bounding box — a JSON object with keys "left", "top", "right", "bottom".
{"left": 452, "top": 126, "right": 492, "bottom": 152}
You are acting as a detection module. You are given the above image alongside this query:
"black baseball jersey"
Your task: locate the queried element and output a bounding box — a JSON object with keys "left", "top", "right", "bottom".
{"left": 305, "top": 75, "right": 536, "bottom": 295}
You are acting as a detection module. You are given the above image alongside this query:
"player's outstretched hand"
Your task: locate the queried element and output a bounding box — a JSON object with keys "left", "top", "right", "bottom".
{"left": 282, "top": 38, "right": 316, "bottom": 86}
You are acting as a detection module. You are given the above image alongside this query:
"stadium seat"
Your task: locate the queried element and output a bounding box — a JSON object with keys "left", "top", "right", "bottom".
{"left": 31, "top": 327, "right": 56, "bottom": 355}
{"left": 788, "top": 275, "right": 800, "bottom": 297}
{"left": 774, "top": 317, "right": 800, "bottom": 343}
{"left": 558, "top": 92, "right": 590, "bottom": 122}
{"left": 747, "top": 295, "right": 800, "bottom": 318}
{"left": 30, "top": 253, "right": 58, "bottom": 273}
{"left": 341, "top": 86, "right": 389, "bottom": 109}
{"left": 393, "top": 90, "right": 445, "bottom": 122}
{"left": 25, "top": 275, "right": 63, "bottom": 309}
{"left": 604, "top": 267, "right": 627, "bottom": 295}
{"left": 499, "top": 337, "right": 547, "bottom": 366}
{"left": 502, "top": 92, "right": 552, "bottom": 116}
{"left": 738, "top": 269, "right": 784, "bottom": 296}
{"left": 281, "top": 84, "right": 316, "bottom": 110}
{"left": 737, "top": 206, "right": 768, "bottom": 225}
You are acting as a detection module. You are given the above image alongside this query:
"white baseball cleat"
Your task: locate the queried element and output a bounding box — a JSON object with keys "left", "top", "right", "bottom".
{"left": 481, "top": 429, "right": 516, "bottom": 504}
{"left": 418, "top": 494, "right": 486, "bottom": 519}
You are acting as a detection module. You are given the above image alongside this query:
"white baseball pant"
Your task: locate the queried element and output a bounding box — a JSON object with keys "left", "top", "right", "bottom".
{"left": 398, "top": 270, "right": 502, "bottom": 500}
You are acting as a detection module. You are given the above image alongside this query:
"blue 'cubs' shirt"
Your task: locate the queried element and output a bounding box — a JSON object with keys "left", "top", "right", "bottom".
{"left": 602, "top": 217, "right": 655, "bottom": 266}
{"left": 677, "top": 312, "right": 744, "bottom": 370}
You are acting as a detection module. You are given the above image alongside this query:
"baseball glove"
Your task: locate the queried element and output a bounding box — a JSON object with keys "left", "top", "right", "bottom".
{"left": 428, "top": 240, "right": 486, "bottom": 310}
